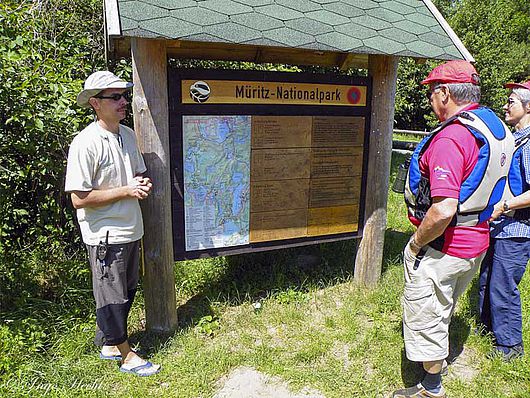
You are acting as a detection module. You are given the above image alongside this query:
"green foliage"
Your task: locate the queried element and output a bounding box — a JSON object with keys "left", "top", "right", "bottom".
{"left": 394, "top": 58, "right": 434, "bottom": 129}
{"left": 395, "top": 0, "right": 530, "bottom": 130}
{"left": 195, "top": 315, "right": 220, "bottom": 337}
{"left": 275, "top": 289, "right": 309, "bottom": 305}
{"left": 0, "top": 0, "right": 103, "bottom": 307}
{"left": 448, "top": 0, "right": 530, "bottom": 110}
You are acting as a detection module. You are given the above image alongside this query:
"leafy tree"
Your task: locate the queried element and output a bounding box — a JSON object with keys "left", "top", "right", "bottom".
{"left": 394, "top": 58, "right": 433, "bottom": 131}
{"left": 449, "top": 0, "right": 530, "bottom": 109}
{"left": 0, "top": 0, "right": 104, "bottom": 307}
{"left": 394, "top": 0, "right": 530, "bottom": 130}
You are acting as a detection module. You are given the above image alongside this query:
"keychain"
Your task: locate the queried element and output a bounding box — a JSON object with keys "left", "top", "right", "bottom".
{"left": 97, "top": 231, "right": 109, "bottom": 279}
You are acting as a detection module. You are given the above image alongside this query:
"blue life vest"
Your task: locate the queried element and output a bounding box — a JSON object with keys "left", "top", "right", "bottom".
{"left": 404, "top": 107, "right": 513, "bottom": 227}
{"left": 503, "top": 132, "right": 530, "bottom": 222}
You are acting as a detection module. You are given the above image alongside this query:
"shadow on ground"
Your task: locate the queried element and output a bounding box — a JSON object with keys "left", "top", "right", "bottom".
{"left": 175, "top": 239, "right": 358, "bottom": 329}
{"left": 175, "top": 227, "right": 412, "bottom": 330}
{"left": 383, "top": 229, "right": 410, "bottom": 273}
{"left": 397, "top": 300, "right": 472, "bottom": 387}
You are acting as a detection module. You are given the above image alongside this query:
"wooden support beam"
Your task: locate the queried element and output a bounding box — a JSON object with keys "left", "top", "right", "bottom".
{"left": 354, "top": 54, "right": 399, "bottom": 286}
{"left": 103, "top": 0, "right": 121, "bottom": 36}
{"left": 131, "top": 38, "right": 178, "bottom": 332}
{"left": 338, "top": 53, "right": 354, "bottom": 71}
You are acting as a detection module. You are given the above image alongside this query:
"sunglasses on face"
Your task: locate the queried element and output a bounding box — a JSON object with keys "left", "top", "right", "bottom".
{"left": 425, "top": 85, "right": 443, "bottom": 100}
{"left": 95, "top": 91, "right": 131, "bottom": 102}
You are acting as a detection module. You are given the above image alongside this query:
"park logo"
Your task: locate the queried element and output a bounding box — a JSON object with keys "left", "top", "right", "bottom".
{"left": 346, "top": 86, "right": 362, "bottom": 104}
{"left": 500, "top": 152, "right": 506, "bottom": 167}
{"left": 190, "top": 81, "right": 211, "bottom": 103}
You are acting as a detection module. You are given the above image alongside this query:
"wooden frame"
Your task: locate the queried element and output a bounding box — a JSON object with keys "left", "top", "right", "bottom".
{"left": 129, "top": 37, "right": 399, "bottom": 331}
{"left": 168, "top": 68, "right": 372, "bottom": 260}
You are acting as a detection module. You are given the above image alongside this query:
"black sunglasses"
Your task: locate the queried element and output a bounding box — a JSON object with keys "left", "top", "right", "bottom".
{"left": 425, "top": 85, "right": 443, "bottom": 100}
{"left": 506, "top": 98, "right": 519, "bottom": 106}
{"left": 95, "top": 92, "right": 131, "bottom": 102}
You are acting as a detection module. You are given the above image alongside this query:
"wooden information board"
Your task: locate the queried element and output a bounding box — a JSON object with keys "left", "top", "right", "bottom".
{"left": 168, "top": 69, "right": 371, "bottom": 259}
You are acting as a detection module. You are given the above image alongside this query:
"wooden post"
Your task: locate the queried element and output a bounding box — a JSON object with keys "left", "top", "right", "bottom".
{"left": 131, "top": 38, "right": 178, "bottom": 332}
{"left": 354, "top": 54, "right": 399, "bottom": 285}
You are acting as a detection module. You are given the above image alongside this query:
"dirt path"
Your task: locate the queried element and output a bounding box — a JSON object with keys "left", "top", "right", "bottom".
{"left": 213, "top": 367, "right": 326, "bottom": 398}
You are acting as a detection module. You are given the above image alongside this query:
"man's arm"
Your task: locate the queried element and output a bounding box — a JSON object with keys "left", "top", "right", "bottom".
{"left": 490, "top": 190, "right": 530, "bottom": 221}
{"left": 409, "top": 196, "right": 458, "bottom": 255}
{"left": 71, "top": 177, "right": 152, "bottom": 209}
{"left": 491, "top": 145, "right": 530, "bottom": 221}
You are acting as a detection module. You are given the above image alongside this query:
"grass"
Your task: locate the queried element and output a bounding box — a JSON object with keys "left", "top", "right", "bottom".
{"left": 393, "top": 133, "right": 424, "bottom": 143}
{"left": 1, "top": 151, "right": 530, "bottom": 397}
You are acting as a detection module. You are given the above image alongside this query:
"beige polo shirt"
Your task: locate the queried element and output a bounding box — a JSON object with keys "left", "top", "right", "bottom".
{"left": 65, "top": 121, "right": 147, "bottom": 245}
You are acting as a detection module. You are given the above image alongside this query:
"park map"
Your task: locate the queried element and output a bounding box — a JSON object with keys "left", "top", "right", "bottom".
{"left": 183, "top": 115, "right": 251, "bottom": 250}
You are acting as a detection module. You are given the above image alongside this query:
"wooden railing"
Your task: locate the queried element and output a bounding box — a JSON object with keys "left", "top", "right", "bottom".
{"left": 392, "top": 128, "right": 428, "bottom": 150}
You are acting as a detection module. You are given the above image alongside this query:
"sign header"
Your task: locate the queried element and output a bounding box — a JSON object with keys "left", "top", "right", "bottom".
{"left": 182, "top": 79, "right": 367, "bottom": 106}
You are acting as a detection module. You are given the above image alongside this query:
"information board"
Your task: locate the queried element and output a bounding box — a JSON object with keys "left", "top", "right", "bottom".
{"left": 169, "top": 69, "right": 371, "bottom": 259}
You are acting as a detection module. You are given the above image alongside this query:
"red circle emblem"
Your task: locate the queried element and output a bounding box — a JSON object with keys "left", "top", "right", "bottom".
{"left": 347, "top": 87, "right": 362, "bottom": 104}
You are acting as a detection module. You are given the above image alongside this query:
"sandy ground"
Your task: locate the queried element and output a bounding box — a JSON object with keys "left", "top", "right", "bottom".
{"left": 213, "top": 367, "right": 325, "bottom": 398}
{"left": 212, "top": 346, "right": 478, "bottom": 398}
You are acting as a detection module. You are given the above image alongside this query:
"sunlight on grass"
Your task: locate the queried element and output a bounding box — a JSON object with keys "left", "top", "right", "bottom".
{"left": 2, "top": 152, "right": 530, "bottom": 397}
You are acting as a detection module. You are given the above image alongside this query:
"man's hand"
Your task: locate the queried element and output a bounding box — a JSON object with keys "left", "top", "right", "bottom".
{"left": 489, "top": 202, "right": 504, "bottom": 222}
{"left": 406, "top": 235, "right": 422, "bottom": 257}
{"left": 71, "top": 177, "right": 154, "bottom": 208}
{"left": 128, "top": 176, "right": 153, "bottom": 200}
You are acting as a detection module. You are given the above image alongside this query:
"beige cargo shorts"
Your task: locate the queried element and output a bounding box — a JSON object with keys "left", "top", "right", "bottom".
{"left": 402, "top": 244, "right": 485, "bottom": 362}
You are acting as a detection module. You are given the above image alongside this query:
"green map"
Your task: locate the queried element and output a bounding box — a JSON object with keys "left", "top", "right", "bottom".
{"left": 183, "top": 115, "right": 251, "bottom": 251}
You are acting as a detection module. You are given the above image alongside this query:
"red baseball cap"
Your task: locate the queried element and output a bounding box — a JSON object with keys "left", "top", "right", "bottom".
{"left": 505, "top": 81, "right": 530, "bottom": 91}
{"left": 421, "top": 60, "right": 480, "bottom": 85}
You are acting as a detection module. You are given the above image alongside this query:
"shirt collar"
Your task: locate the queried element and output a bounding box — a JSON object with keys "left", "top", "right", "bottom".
{"left": 514, "top": 124, "right": 530, "bottom": 140}
{"left": 94, "top": 121, "right": 121, "bottom": 140}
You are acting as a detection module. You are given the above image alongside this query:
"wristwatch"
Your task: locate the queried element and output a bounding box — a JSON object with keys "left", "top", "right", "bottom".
{"left": 502, "top": 200, "right": 510, "bottom": 213}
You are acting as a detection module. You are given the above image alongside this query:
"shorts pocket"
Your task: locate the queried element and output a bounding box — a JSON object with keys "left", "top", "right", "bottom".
{"left": 402, "top": 281, "right": 441, "bottom": 331}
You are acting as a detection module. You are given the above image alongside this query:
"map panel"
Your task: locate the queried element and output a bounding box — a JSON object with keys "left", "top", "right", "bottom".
{"left": 183, "top": 115, "right": 251, "bottom": 251}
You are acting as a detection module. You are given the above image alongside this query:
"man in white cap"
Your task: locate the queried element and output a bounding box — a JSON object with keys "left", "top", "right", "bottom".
{"left": 65, "top": 71, "right": 160, "bottom": 376}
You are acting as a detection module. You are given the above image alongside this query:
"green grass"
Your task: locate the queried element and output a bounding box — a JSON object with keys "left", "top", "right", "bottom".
{"left": 393, "top": 133, "right": 424, "bottom": 143}
{"left": 2, "top": 151, "right": 530, "bottom": 397}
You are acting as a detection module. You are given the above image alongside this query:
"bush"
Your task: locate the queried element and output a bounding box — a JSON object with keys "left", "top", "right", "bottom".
{"left": 0, "top": 0, "right": 104, "bottom": 307}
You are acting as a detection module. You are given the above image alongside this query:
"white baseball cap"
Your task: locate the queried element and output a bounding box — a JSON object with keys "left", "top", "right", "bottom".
{"left": 77, "top": 71, "right": 133, "bottom": 108}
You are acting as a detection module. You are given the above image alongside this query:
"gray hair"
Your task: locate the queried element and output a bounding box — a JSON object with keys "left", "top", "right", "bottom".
{"left": 512, "top": 88, "right": 530, "bottom": 105}
{"left": 445, "top": 82, "right": 481, "bottom": 104}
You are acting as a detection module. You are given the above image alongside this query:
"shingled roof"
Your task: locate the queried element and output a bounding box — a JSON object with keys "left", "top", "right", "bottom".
{"left": 105, "top": 0, "right": 473, "bottom": 67}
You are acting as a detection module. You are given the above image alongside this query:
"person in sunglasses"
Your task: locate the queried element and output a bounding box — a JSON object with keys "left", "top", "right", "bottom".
{"left": 479, "top": 80, "right": 530, "bottom": 361}
{"left": 65, "top": 71, "right": 160, "bottom": 376}
{"left": 393, "top": 60, "right": 513, "bottom": 398}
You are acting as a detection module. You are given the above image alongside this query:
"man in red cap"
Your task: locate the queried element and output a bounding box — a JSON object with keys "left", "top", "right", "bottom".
{"left": 394, "top": 60, "right": 514, "bottom": 398}
{"left": 479, "top": 80, "right": 530, "bottom": 361}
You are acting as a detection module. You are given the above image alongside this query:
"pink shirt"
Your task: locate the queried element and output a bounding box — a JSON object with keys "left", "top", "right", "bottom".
{"left": 409, "top": 103, "right": 489, "bottom": 258}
